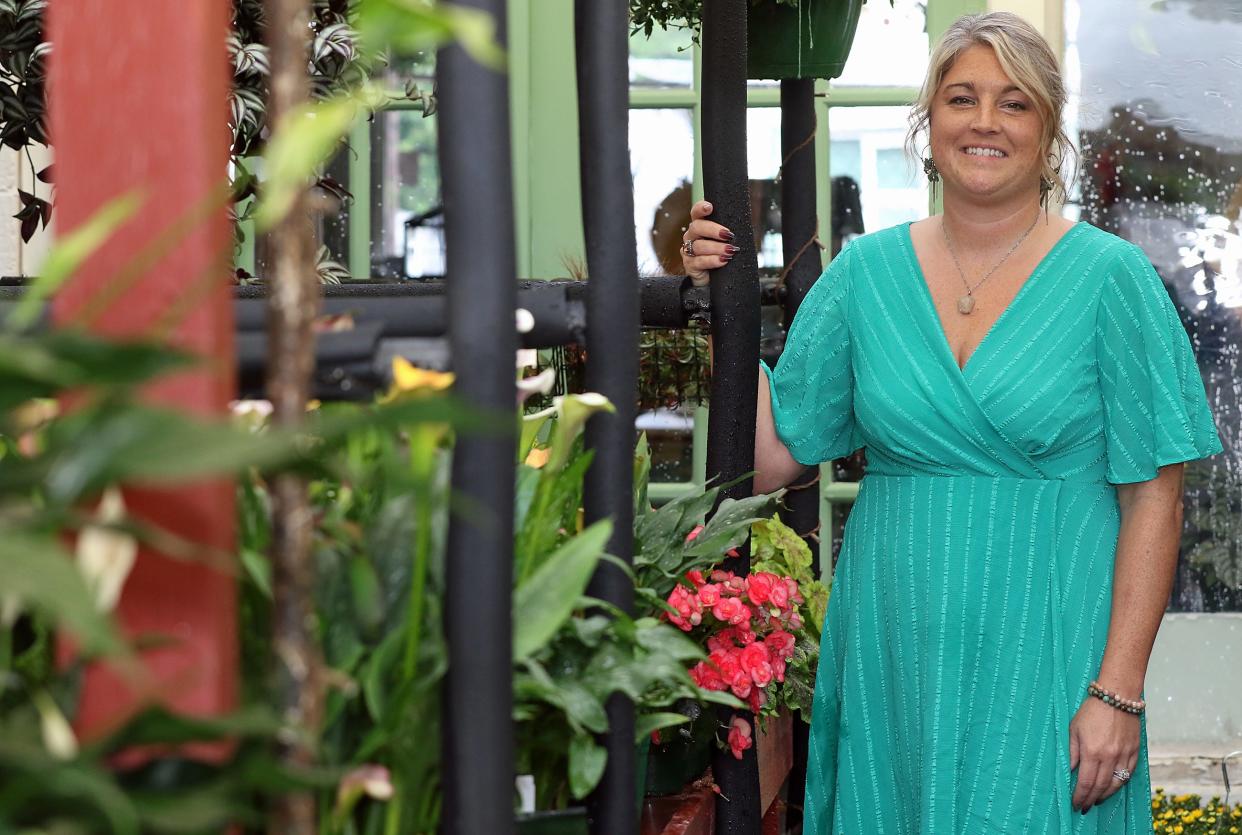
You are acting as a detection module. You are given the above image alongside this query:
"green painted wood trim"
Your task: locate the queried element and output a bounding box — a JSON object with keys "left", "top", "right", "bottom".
{"left": 347, "top": 119, "right": 372, "bottom": 279}
{"left": 509, "top": 0, "right": 533, "bottom": 279}
{"left": 692, "top": 403, "right": 708, "bottom": 486}
{"left": 821, "top": 85, "right": 920, "bottom": 107}
{"left": 236, "top": 199, "right": 256, "bottom": 275}
{"left": 525, "top": 0, "right": 584, "bottom": 279}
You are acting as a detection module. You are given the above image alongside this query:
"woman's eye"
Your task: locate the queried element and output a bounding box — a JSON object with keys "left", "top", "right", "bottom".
{"left": 949, "top": 96, "right": 973, "bottom": 105}
{"left": 1003, "top": 101, "right": 1028, "bottom": 111}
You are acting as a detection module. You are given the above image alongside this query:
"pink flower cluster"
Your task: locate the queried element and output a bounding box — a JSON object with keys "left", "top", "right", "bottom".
{"left": 664, "top": 527, "right": 804, "bottom": 717}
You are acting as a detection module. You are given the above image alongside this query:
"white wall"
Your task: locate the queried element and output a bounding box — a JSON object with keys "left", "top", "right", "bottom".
{"left": 0, "top": 143, "right": 53, "bottom": 277}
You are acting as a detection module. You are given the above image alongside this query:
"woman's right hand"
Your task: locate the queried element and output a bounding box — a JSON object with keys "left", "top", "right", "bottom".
{"left": 681, "top": 200, "right": 740, "bottom": 286}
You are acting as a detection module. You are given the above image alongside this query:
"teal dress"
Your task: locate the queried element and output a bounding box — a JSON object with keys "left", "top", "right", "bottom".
{"left": 760, "top": 221, "right": 1222, "bottom": 834}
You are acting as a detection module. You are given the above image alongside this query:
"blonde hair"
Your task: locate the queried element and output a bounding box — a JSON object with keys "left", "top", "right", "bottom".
{"left": 905, "top": 11, "right": 1077, "bottom": 207}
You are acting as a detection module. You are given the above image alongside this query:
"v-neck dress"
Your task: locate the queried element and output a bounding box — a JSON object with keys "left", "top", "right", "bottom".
{"left": 760, "top": 221, "right": 1222, "bottom": 834}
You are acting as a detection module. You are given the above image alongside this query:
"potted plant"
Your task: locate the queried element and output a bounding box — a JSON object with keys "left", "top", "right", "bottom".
{"left": 628, "top": 0, "right": 866, "bottom": 81}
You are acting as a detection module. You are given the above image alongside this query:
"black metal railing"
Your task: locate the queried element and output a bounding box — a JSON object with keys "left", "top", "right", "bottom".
{"left": 0, "top": 1, "right": 827, "bottom": 831}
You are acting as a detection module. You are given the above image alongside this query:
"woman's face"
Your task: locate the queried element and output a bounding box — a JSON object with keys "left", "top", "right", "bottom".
{"left": 928, "top": 44, "right": 1046, "bottom": 206}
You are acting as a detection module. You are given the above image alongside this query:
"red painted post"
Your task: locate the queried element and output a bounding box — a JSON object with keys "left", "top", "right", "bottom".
{"left": 47, "top": 1, "right": 237, "bottom": 737}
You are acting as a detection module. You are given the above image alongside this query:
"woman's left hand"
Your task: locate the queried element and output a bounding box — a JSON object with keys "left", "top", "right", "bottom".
{"left": 1069, "top": 696, "right": 1141, "bottom": 812}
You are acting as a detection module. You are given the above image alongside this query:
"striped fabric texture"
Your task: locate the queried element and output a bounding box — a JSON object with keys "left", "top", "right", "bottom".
{"left": 760, "top": 221, "right": 1223, "bottom": 834}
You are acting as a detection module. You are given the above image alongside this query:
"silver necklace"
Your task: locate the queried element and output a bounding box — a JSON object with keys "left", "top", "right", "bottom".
{"left": 940, "top": 212, "right": 1040, "bottom": 315}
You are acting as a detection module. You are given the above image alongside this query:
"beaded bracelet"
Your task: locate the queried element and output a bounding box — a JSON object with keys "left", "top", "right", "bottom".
{"left": 1087, "top": 680, "right": 1146, "bottom": 716}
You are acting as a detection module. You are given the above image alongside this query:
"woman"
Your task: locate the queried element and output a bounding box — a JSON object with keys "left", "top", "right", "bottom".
{"left": 681, "top": 12, "right": 1221, "bottom": 833}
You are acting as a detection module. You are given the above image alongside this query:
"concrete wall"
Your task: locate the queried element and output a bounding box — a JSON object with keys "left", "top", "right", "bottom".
{"left": 1146, "top": 613, "right": 1242, "bottom": 748}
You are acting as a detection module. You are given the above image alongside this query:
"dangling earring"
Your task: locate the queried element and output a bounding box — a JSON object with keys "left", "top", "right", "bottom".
{"left": 923, "top": 156, "right": 940, "bottom": 201}
{"left": 1039, "top": 175, "right": 1054, "bottom": 212}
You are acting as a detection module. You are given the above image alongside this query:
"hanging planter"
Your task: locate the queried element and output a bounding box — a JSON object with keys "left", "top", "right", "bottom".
{"left": 746, "top": 0, "right": 865, "bottom": 81}
{"left": 629, "top": 0, "right": 866, "bottom": 81}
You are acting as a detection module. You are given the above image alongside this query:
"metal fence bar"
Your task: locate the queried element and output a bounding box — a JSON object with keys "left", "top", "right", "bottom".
{"left": 779, "top": 75, "right": 824, "bottom": 835}
{"left": 574, "top": 0, "right": 641, "bottom": 830}
{"left": 438, "top": 0, "right": 518, "bottom": 831}
{"left": 701, "top": 0, "right": 763, "bottom": 831}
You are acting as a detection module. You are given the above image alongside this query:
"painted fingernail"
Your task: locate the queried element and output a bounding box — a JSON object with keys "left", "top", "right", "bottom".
{"left": 726, "top": 245, "right": 741, "bottom": 254}
{"left": 720, "top": 230, "right": 735, "bottom": 241}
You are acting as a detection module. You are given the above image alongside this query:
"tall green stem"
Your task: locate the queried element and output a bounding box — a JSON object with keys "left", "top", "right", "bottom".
{"left": 403, "top": 425, "right": 437, "bottom": 679}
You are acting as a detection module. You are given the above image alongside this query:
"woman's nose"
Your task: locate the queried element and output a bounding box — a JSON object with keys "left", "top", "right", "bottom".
{"left": 972, "top": 106, "right": 999, "bottom": 132}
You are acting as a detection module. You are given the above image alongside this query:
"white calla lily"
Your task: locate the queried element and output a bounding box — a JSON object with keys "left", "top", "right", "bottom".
{"left": 33, "top": 691, "right": 78, "bottom": 760}
{"left": 76, "top": 487, "right": 138, "bottom": 613}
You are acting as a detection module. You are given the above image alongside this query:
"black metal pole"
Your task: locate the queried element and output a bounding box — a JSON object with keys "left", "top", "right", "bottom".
{"left": 778, "top": 76, "right": 822, "bottom": 834}
{"left": 701, "top": 0, "right": 763, "bottom": 831}
{"left": 574, "top": 0, "right": 640, "bottom": 832}
{"left": 438, "top": 0, "right": 517, "bottom": 832}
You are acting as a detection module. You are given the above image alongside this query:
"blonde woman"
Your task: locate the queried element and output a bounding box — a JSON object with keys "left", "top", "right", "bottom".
{"left": 682, "top": 12, "right": 1221, "bottom": 833}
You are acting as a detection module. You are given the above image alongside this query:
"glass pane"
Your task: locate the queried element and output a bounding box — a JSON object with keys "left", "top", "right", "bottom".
{"left": 828, "top": 106, "right": 927, "bottom": 255}
{"left": 370, "top": 108, "right": 442, "bottom": 279}
{"left": 746, "top": 107, "right": 787, "bottom": 271}
{"left": 1068, "top": 0, "right": 1242, "bottom": 612}
{"left": 833, "top": 0, "right": 929, "bottom": 88}
{"left": 629, "top": 25, "right": 694, "bottom": 88}
{"left": 630, "top": 109, "right": 695, "bottom": 275}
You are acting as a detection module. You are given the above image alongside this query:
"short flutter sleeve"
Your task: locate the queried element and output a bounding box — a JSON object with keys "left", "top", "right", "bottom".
{"left": 1096, "top": 242, "right": 1222, "bottom": 484}
{"left": 759, "top": 244, "right": 859, "bottom": 467}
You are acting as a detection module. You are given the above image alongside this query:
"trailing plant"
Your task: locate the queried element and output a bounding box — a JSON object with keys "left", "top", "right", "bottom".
{"left": 629, "top": 0, "right": 815, "bottom": 39}
{"left": 0, "top": 0, "right": 436, "bottom": 258}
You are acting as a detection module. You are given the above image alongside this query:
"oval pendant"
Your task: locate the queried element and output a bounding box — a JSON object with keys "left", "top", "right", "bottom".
{"left": 957, "top": 294, "right": 975, "bottom": 315}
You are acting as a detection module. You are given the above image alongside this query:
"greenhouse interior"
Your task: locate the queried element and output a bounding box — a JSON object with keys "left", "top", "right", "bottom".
{"left": 0, "top": 0, "right": 1240, "bottom": 833}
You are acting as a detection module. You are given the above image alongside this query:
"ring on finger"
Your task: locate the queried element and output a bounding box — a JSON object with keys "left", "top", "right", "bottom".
{"left": 682, "top": 239, "right": 695, "bottom": 257}
{"left": 1112, "top": 768, "right": 1131, "bottom": 783}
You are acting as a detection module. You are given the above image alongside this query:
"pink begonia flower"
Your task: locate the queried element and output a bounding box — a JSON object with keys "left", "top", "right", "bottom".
{"left": 711, "top": 596, "right": 750, "bottom": 627}
{"left": 739, "top": 642, "right": 774, "bottom": 688}
{"left": 746, "top": 572, "right": 778, "bottom": 607}
{"left": 765, "top": 629, "right": 796, "bottom": 660}
{"left": 686, "top": 569, "right": 706, "bottom": 587}
{"left": 785, "top": 577, "right": 803, "bottom": 603}
{"left": 666, "top": 584, "right": 703, "bottom": 631}
{"left": 690, "top": 659, "right": 725, "bottom": 691}
{"left": 748, "top": 687, "right": 768, "bottom": 714}
{"left": 767, "top": 577, "right": 789, "bottom": 609}
{"left": 728, "top": 716, "right": 753, "bottom": 760}
{"left": 697, "top": 583, "right": 721, "bottom": 607}
{"left": 772, "top": 655, "right": 787, "bottom": 683}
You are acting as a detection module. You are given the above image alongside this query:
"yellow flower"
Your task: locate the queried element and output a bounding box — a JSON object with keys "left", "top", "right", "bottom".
{"left": 391, "top": 356, "right": 454, "bottom": 394}
{"left": 524, "top": 446, "right": 550, "bottom": 469}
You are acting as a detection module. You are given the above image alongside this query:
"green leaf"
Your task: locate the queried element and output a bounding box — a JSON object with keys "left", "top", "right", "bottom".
{"left": 633, "top": 432, "right": 651, "bottom": 517}
{"left": 0, "top": 330, "right": 194, "bottom": 414}
{"left": 355, "top": 0, "right": 504, "bottom": 70}
{"left": 512, "top": 519, "right": 612, "bottom": 660}
{"left": 685, "top": 494, "right": 778, "bottom": 559}
{"left": 634, "top": 619, "right": 704, "bottom": 662}
{"left": 567, "top": 733, "right": 607, "bottom": 800}
{"left": 0, "top": 740, "right": 141, "bottom": 834}
{"left": 634, "top": 712, "right": 690, "bottom": 744}
{"left": 255, "top": 86, "right": 383, "bottom": 230}
{"left": 86, "top": 705, "right": 281, "bottom": 755}
{"left": 0, "top": 533, "right": 124, "bottom": 656}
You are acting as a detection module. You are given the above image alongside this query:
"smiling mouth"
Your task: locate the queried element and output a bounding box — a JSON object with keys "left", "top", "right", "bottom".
{"left": 963, "top": 146, "right": 1007, "bottom": 158}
